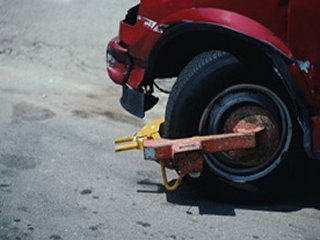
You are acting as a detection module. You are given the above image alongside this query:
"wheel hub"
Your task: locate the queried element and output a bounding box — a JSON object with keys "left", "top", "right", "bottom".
{"left": 199, "top": 84, "right": 292, "bottom": 182}
{"left": 223, "top": 105, "right": 280, "bottom": 168}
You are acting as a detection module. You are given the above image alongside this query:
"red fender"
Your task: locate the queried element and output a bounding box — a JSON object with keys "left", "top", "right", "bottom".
{"left": 158, "top": 8, "right": 292, "bottom": 57}
{"left": 122, "top": 7, "right": 292, "bottom": 88}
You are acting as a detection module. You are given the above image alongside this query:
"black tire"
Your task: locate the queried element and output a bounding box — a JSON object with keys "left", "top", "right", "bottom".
{"left": 164, "top": 51, "right": 304, "bottom": 201}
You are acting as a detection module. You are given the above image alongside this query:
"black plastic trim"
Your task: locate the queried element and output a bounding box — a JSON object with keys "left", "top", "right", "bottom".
{"left": 143, "top": 22, "right": 294, "bottom": 86}
{"left": 124, "top": 4, "right": 140, "bottom": 26}
{"left": 120, "top": 85, "right": 145, "bottom": 118}
{"left": 271, "top": 54, "right": 315, "bottom": 159}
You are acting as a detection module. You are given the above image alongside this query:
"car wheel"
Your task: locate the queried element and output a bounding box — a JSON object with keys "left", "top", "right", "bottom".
{"left": 164, "top": 50, "right": 303, "bottom": 200}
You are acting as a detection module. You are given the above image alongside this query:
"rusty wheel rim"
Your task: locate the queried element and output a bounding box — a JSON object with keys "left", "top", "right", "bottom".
{"left": 199, "top": 84, "right": 292, "bottom": 182}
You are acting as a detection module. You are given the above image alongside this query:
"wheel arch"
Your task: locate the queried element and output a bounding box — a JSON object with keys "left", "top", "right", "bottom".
{"left": 143, "top": 22, "right": 314, "bottom": 159}
{"left": 143, "top": 21, "right": 292, "bottom": 83}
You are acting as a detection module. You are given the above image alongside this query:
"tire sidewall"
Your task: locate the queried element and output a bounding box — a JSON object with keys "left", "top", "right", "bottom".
{"left": 164, "top": 51, "right": 299, "bottom": 197}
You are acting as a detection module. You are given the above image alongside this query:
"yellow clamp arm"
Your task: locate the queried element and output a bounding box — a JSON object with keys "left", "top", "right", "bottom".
{"left": 114, "top": 141, "right": 139, "bottom": 152}
{"left": 160, "top": 161, "right": 185, "bottom": 191}
{"left": 115, "top": 136, "right": 134, "bottom": 144}
{"left": 114, "top": 119, "right": 165, "bottom": 152}
{"left": 114, "top": 118, "right": 185, "bottom": 191}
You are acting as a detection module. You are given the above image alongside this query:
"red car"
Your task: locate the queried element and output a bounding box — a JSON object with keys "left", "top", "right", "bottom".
{"left": 107, "top": 0, "right": 320, "bottom": 196}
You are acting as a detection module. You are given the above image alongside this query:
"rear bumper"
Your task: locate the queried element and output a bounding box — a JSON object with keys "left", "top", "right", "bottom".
{"left": 106, "top": 4, "right": 162, "bottom": 118}
{"left": 107, "top": 38, "right": 150, "bottom": 118}
{"left": 106, "top": 35, "right": 159, "bottom": 118}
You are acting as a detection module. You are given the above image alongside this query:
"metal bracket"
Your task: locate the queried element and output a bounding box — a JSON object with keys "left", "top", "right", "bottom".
{"left": 115, "top": 119, "right": 264, "bottom": 191}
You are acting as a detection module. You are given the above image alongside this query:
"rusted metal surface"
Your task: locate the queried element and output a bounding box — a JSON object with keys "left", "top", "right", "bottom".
{"left": 175, "top": 151, "right": 204, "bottom": 175}
{"left": 143, "top": 126, "right": 264, "bottom": 174}
{"left": 115, "top": 106, "right": 279, "bottom": 176}
{"left": 223, "top": 106, "right": 280, "bottom": 167}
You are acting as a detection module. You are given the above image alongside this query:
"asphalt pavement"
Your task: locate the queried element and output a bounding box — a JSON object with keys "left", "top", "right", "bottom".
{"left": 0, "top": 0, "right": 319, "bottom": 239}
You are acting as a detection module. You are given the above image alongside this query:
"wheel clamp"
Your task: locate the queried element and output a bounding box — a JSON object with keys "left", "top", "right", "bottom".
{"left": 115, "top": 119, "right": 264, "bottom": 191}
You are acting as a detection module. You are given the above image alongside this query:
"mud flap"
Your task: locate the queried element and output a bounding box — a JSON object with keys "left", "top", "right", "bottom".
{"left": 120, "top": 85, "right": 159, "bottom": 119}
{"left": 120, "top": 85, "right": 145, "bottom": 118}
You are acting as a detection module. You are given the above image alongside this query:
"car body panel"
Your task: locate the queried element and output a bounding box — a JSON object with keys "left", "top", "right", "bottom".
{"left": 288, "top": 0, "right": 320, "bottom": 108}
{"left": 106, "top": 0, "right": 320, "bottom": 157}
